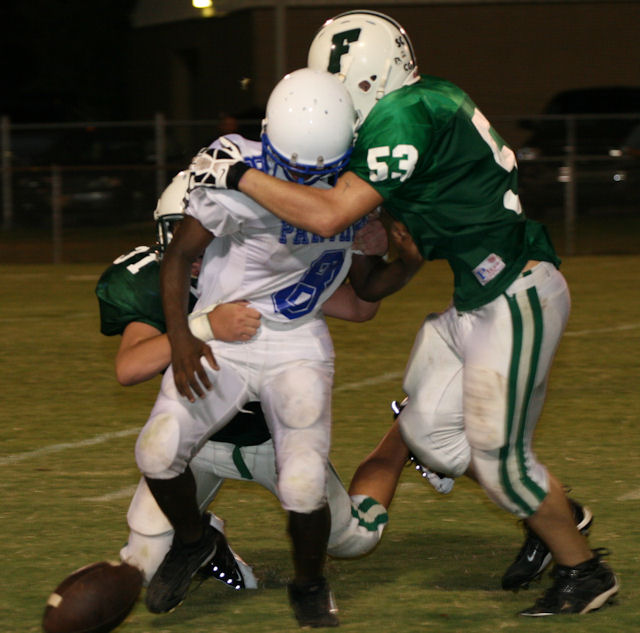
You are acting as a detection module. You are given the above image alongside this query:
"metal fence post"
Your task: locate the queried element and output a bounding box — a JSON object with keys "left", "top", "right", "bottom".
{"left": 52, "top": 165, "right": 62, "bottom": 264}
{"left": 155, "top": 112, "right": 167, "bottom": 200}
{"left": 563, "top": 116, "right": 577, "bottom": 256}
{"left": 1, "top": 115, "right": 12, "bottom": 230}
{"left": 274, "top": 0, "right": 286, "bottom": 83}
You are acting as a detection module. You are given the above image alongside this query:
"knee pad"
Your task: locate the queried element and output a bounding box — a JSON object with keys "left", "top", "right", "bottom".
{"left": 400, "top": 323, "right": 469, "bottom": 477}
{"left": 328, "top": 495, "right": 387, "bottom": 558}
{"left": 277, "top": 450, "right": 326, "bottom": 513}
{"left": 135, "top": 412, "right": 181, "bottom": 478}
{"left": 399, "top": 406, "right": 470, "bottom": 478}
{"left": 267, "top": 366, "right": 329, "bottom": 430}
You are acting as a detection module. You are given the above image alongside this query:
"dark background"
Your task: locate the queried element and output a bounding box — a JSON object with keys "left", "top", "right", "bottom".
{"left": 0, "top": 1, "right": 135, "bottom": 122}
{"left": 3, "top": 1, "right": 640, "bottom": 130}
{"left": 1, "top": 1, "right": 639, "bottom": 261}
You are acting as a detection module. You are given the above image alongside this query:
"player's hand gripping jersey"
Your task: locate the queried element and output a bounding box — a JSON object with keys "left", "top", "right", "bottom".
{"left": 189, "top": 135, "right": 365, "bottom": 324}
{"left": 348, "top": 76, "right": 560, "bottom": 311}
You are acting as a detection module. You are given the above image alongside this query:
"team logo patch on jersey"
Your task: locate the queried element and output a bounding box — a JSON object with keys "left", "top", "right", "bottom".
{"left": 472, "top": 253, "right": 506, "bottom": 286}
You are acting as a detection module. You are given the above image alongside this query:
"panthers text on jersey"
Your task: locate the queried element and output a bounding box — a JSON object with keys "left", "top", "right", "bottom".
{"left": 95, "top": 244, "right": 270, "bottom": 447}
{"left": 348, "top": 75, "right": 560, "bottom": 311}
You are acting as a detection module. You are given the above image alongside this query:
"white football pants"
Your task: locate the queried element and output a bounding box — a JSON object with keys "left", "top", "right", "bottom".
{"left": 136, "top": 318, "right": 335, "bottom": 514}
{"left": 399, "top": 262, "right": 570, "bottom": 517}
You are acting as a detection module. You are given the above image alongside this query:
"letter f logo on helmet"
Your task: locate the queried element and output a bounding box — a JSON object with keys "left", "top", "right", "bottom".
{"left": 327, "top": 29, "right": 361, "bottom": 73}
{"left": 308, "top": 11, "right": 418, "bottom": 124}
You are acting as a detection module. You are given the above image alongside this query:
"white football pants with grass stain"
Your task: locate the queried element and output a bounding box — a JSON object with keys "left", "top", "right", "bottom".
{"left": 136, "top": 319, "right": 336, "bottom": 514}
{"left": 122, "top": 439, "right": 388, "bottom": 584}
{"left": 398, "top": 262, "right": 570, "bottom": 518}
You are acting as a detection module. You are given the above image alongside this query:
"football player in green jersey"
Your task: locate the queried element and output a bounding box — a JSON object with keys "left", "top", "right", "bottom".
{"left": 196, "top": 10, "right": 618, "bottom": 617}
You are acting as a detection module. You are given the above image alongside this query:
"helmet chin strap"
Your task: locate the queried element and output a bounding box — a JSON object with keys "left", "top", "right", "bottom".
{"left": 376, "top": 59, "right": 393, "bottom": 102}
{"left": 403, "top": 66, "right": 421, "bottom": 87}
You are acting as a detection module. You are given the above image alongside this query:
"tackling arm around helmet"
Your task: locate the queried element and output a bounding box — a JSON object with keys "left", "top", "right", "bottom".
{"left": 239, "top": 168, "right": 383, "bottom": 237}
{"left": 189, "top": 137, "right": 250, "bottom": 191}
{"left": 185, "top": 139, "right": 384, "bottom": 240}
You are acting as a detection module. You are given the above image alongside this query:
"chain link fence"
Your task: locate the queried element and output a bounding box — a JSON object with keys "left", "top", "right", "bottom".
{"left": 1, "top": 112, "right": 639, "bottom": 263}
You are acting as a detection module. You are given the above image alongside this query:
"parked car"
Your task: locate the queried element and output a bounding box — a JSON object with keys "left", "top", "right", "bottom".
{"left": 10, "top": 126, "right": 163, "bottom": 227}
{"left": 516, "top": 86, "right": 640, "bottom": 215}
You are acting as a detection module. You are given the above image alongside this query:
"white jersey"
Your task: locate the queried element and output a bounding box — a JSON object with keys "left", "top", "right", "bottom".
{"left": 187, "top": 135, "right": 361, "bottom": 326}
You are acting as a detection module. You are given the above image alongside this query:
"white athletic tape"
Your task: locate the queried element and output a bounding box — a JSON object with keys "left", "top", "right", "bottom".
{"left": 189, "top": 312, "right": 216, "bottom": 341}
{"left": 188, "top": 304, "right": 219, "bottom": 341}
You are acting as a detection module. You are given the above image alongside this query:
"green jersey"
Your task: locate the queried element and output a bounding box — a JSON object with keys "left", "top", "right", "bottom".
{"left": 349, "top": 75, "right": 560, "bottom": 311}
{"left": 95, "top": 245, "right": 270, "bottom": 447}
{"left": 95, "top": 246, "right": 177, "bottom": 336}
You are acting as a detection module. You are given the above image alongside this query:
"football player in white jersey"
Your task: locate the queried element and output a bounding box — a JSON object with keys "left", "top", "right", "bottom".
{"left": 133, "top": 68, "right": 417, "bottom": 627}
{"left": 96, "top": 168, "right": 405, "bottom": 599}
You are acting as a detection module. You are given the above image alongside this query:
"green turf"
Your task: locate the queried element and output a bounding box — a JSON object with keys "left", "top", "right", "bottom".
{"left": 2, "top": 210, "right": 640, "bottom": 266}
{"left": 1, "top": 257, "right": 638, "bottom": 633}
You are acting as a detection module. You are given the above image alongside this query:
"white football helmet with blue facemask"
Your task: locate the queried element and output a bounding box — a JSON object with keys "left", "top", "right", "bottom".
{"left": 260, "top": 68, "right": 357, "bottom": 185}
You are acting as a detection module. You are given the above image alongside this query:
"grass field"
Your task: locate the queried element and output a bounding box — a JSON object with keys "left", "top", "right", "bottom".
{"left": 1, "top": 254, "right": 639, "bottom": 633}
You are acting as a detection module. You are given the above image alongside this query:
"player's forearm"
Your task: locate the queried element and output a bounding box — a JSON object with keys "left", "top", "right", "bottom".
{"left": 161, "top": 214, "right": 214, "bottom": 346}
{"left": 337, "top": 296, "right": 379, "bottom": 322}
{"left": 160, "top": 251, "right": 194, "bottom": 345}
{"left": 115, "top": 335, "right": 171, "bottom": 386}
{"left": 238, "top": 169, "right": 358, "bottom": 237}
{"left": 322, "top": 283, "right": 380, "bottom": 322}
{"left": 349, "top": 255, "right": 420, "bottom": 302}
{"left": 351, "top": 297, "right": 380, "bottom": 321}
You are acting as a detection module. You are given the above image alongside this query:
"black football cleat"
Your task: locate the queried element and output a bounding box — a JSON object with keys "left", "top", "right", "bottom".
{"left": 145, "top": 513, "right": 220, "bottom": 613}
{"left": 198, "top": 530, "right": 257, "bottom": 590}
{"left": 520, "top": 549, "right": 619, "bottom": 616}
{"left": 288, "top": 577, "right": 339, "bottom": 628}
{"left": 502, "top": 499, "right": 593, "bottom": 591}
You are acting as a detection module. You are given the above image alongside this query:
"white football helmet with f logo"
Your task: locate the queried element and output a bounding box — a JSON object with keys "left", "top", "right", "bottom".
{"left": 308, "top": 10, "right": 419, "bottom": 125}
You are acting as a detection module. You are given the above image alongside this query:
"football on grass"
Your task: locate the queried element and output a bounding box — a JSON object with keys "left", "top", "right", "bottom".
{"left": 42, "top": 561, "right": 143, "bottom": 633}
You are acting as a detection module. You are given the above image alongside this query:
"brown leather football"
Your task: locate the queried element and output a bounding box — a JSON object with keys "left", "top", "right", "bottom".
{"left": 42, "top": 561, "right": 143, "bottom": 633}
